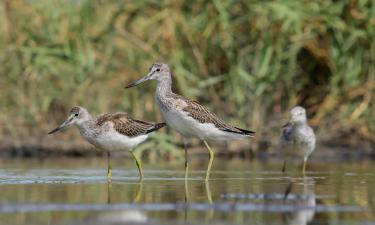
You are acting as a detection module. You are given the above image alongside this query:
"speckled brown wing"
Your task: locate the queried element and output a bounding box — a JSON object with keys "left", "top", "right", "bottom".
{"left": 181, "top": 98, "right": 255, "bottom": 136}
{"left": 96, "top": 113, "right": 166, "bottom": 137}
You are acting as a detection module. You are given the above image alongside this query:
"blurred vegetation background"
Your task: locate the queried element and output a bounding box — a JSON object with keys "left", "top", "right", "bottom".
{"left": 0, "top": 0, "right": 374, "bottom": 158}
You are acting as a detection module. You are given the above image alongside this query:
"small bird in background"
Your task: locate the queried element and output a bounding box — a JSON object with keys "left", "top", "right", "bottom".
{"left": 48, "top": 106, "right": 166, "bottom": 181}
{"left": 126, "top": 63, "right": 255, "bottom": 181}
{"left": 280, "top": 106, "right": 316, "bottom": 175}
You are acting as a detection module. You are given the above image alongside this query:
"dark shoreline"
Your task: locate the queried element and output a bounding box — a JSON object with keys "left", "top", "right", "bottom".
{"left": 0, "top": 144, "right": 373, "bottom": 162}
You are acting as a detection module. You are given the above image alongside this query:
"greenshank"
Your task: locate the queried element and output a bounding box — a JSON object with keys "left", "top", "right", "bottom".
{"left": 48, "top": 106, "right": 166, "bottom": 181}
{"left": 280, "top": 106, "right": 316, "bottom": 175}
{"left": 126, "top": 63, "right": 255, "bottom": 180}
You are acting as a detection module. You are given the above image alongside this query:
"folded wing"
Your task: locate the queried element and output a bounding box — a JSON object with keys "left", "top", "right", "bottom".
{"left": 96, "top": 113, "right": 166, "bottom": 137}
{"left": 182, "top": 98, "right": 255, "bottom": 136}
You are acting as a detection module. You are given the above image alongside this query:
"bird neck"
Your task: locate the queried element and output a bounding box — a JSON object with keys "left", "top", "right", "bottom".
{"left": 76, "top": 114, "right": 95, "bottom": 133}
{"left": 156, "top": 76, "right": 173, "bottom": 97}
{"left": 293, "top": 120, "right": 307, "bottom": 128}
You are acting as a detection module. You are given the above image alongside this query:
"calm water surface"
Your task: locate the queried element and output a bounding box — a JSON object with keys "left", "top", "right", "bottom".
{"left": 0, "top": 157, "right": 374, "bottom": 225}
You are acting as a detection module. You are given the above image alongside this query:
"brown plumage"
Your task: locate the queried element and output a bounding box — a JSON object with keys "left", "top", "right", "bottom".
{"left": 171, "top": 93, "right": 255, "bottom": 136}
{"left": 48, "top": 106, "right": 165, "bottom": 181}
{"left": 96, "top": 112, "right": 166, "bottom": 137}
{"left": 126, "top": 62, "right": 256, "bottom": 181}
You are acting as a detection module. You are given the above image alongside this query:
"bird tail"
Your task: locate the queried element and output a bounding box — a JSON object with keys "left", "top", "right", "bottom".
{"left": 146, "top": 122, "right": 167, "bottom": 134}
{"left": 234, "top": 127, "right": 255, "bottom": 137}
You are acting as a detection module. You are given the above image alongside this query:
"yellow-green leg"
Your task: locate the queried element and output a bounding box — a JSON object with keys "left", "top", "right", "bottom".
{"left": 133, "top": 181, "right": 143, "bottom": 203}
{"left": 205, "top": 180, "right": 214, "bottom": 219}
{"left": 203, "top": 140, "right": 215, "bottom": 181}
{"left": 130, "top": 151, "right": 143, "bottom": 181}
{"left": 107, "top": 152, "right": 112, "bottom": 182}
{"left": 107, "top": 181, "right": 112, "bottom": 204}
{"left": 205, "top": 180, "right": 212, "bottom": 204}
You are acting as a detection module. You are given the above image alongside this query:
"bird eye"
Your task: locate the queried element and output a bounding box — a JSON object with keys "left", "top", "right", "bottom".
{"left": 74, "top": 113, "right": 79, "bottom": 117}
{"left": 156, "top": 68, "right": 160, "bottom": 72}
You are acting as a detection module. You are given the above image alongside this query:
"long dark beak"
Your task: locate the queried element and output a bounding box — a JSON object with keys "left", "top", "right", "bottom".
{"left": 48, "top": 117, "right": 73, "bottom": 134}
{"left": 48, "top": 126, "right": 63, "bottom": 135}
{"left": 125, "top": 73, "right": 151, "bottom": 89}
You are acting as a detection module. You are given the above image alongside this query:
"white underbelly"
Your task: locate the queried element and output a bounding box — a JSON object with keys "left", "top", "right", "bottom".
{"left": 83, "top": 132, "right": 148, "bottom": 152}
{"left": 282, "top": 143, "right": 314, "bottom": 159}
{"left": 160, "top": 108, "right": 244, "bottom": 141}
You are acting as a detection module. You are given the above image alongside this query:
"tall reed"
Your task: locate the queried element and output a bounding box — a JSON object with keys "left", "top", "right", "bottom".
{"left": 0, "top": 0, "right": 373, "bottom": 156}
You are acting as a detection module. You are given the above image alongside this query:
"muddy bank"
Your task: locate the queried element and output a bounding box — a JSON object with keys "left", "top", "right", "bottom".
{"left": 0, "top": 135, "right": 96, "bottom": 157}
{"left": 0, "top": 138, "right": 373, "bottom": 161}
{"left": 0, "top": 125, "right": 373, "bottom": 159}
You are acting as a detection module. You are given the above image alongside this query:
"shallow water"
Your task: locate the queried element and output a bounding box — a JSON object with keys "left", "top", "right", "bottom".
{"left": 0, "top": 157, "right": 374, "bottom": 225}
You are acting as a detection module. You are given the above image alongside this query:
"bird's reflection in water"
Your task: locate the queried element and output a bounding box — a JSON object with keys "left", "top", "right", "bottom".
{"left": 184, "top": 178, "right": 189, "bottom": 222}
{"left": 86, "top": 181, "right": 146, "bottom": 225}
{"left": 86, "top": 210, "right": 148, "bottom": 225}
{"left": 205, "top": 179, "right": 214, "bottom": 220}
{"left": 107, "top": 181, "right": 112, "bottom": 204}
{"left": 184, "top": 178, "right": 214, "bottom": 222}
{"left": 283, "top": 176, "right": 316, "bottom": 225}
{"left": 133, "top": 181, "right": 144, "bottom": 203}
{"left": 106, "top": 180, "right": 143, "bottom": 204}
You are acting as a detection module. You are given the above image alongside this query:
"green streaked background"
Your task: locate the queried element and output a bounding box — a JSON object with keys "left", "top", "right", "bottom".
{"left": 0, "top": 0, "right": 374, "bottom": 158}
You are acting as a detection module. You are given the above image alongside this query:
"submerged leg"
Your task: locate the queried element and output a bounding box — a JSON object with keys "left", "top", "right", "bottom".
{"left": 184, "top": 178, "right": 189, "bottom": 203}
{"left": 130, "top": 151, "right": 143, "bottom": 181}
{"left": 205, "top": 180, "right": 214, "bottom": 219}
{"left": 205, "top": 180, "right": 212, "bottom": 204}
{"left": 203, "top": 140, "right": 215, "bottom": 181}
{"left": 282, "top": 160, "right": 287, "bottom": 173}
{"left": 183, "top": 138, "right": 189, "bottom": 180}
{"left": 133, "top": 181, "right": 143, "bottom": 203}
{"left": 302, "top": 157, "right": 307, "bottom": 176}
{"left": 107, "top": 152, "right": 112, "bottom": 182}
{"left": 183, "top": 138, "right": 189, "bottom": 202}
{"left": 107, "top": 181, "right": 112, "bottom": 204}
{"left": 283, "top": 181, "right": 293, "bottom": 201}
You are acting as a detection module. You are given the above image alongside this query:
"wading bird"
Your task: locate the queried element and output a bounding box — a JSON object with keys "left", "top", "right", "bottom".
{"left": 126, "top": 63, "right": 255, "bottom": 180}
{"left": 280, "top": 106, "right": 315, "bottom": 175}
{"left": 48, "top": 106, "right": 166, "bottom": 181}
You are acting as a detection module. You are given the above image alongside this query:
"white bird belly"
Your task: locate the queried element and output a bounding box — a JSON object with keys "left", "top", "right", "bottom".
{"left": 282, "top": 144, "right": 308, "bottom": 158}
{"left": 83, "top": 131, "right": 148, "bottom": 152}
{"left": 160, "top": 108, "right": 245, "bottom": 141}
{"left": 281, "top": 128, "right": 315, "bottom": 159}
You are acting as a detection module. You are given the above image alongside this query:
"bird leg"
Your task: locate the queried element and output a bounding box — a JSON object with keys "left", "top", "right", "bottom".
{"left": 183, "top": 138, "right": 189, "bottom": 180}
{"left": 107, "top": 181, "right": 112, "bottom": 204}
{"left": 282, "top": 160, "right": 287, "bottom": 173}
{"left": 205, "top": 180, "right": 214, "bottom": 219}
{"left": 183, "top": 138, "right": 189, "bottom": 202}
{"left": 107, "top": 152, "right": 112, "bottom": 182}
{"left": 302, "top": 157, "right": 307, "bottom": 176}
{"left": 283, "top": 181, "right": 293, "bottom": 202}
{"left": 203, "top": 140, "right": 215, "bottom": 181}
{"left": 133, "top": 181, "right": 143, "bottom": 203}
{"left": 130, "top": 151, "right": 143, "bottom": 181}
{"left": 205, "top": 180, "right": 212, "bottom": 204}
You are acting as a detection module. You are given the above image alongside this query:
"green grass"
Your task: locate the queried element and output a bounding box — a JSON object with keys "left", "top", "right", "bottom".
{"left": 0, "top": 0, "right": 374, "bottom": 157}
